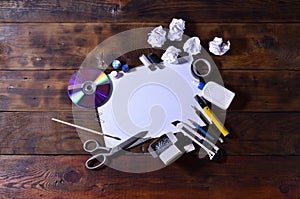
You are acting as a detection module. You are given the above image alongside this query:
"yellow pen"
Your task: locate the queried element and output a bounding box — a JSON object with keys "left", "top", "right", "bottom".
{"left": 195, "top": 95, "right": 230, "bottom": 137}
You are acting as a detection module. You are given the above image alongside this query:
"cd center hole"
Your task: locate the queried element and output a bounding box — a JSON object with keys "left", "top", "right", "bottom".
{"left": 87, "top": 85, "right": 93, "bottom": 91}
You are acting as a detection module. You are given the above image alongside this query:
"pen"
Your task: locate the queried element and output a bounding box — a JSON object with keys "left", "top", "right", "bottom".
{"left": 172, "top": 121, "right": 219, "bottom": 160}
{"left": 188, "top": 119, "right": 214, "bottom": 141}
{"left": 194, "top": 95, "right": 230, "bottom": 137}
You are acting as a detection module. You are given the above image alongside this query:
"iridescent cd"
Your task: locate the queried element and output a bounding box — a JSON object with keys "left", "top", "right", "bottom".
{"left": 68, "top": 67, "right": 112, "bottom": 108}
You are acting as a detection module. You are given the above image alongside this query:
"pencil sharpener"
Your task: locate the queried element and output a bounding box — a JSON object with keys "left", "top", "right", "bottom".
{"left": 148, "top": 132, "right": 182, "bottom": 165}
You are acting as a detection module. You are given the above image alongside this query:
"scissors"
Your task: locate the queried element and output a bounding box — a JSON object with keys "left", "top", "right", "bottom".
{"left": 83, "top": 131, "right": 149, "bottom": 170}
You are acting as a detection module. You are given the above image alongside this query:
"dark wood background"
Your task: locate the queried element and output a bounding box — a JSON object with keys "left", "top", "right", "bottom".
{"left": 0, "top": 0, "right": 299, "bottom": 198}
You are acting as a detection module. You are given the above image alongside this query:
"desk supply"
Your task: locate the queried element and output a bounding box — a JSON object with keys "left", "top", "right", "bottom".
{"left": 112, "top": 60, "right": 122, "bottom": 69}
{"left": 147, "top": 53, "right": 162, "bottom": 64}
{"left": 172, "top": 121, "right": 219, "bottom": 160}
{"left": 84, "top": 131, "right": 148, "bottom": 169}
{"left": 191, "top": 58, "right": 211, "bottom": 78}
{"left": 51, "top": 118, "right": 121, "bottom": 140}
{"left": 139, "top": 54, "right": 152, "bottom": 67}
{"left": 68, "top": 67, "right": 112, "bottom": 109}
{"left": 98, "top": 65, "right": 206, "bottom": 148}
{"left": 188, "top": 119, "right": 214, "bottom": 141}
{"left": 122, "top": 64, "right": 129, "bottom": 72}
{"left": 195, "top": 95, "right": 230, "bottom": 137}
{"left": 148, "top": 132, "right": 182, "bottom": 165}
{"left": 197, "top": 81, "right": 235, "bottom": 110}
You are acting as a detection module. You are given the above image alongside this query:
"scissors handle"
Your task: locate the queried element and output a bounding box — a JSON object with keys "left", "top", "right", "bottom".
{"left": 83, "top": 139, "right": 109, "bottom": 153}
{"left": 85, "top": 153, "right": 107, "bottom": 170}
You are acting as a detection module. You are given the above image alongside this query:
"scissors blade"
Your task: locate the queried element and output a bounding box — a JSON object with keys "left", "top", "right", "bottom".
{"left": 127, "top": 137, "right": 151, "bottom": 149}
{"left": 111, "top": 131, "right": 148, "bottom": 154}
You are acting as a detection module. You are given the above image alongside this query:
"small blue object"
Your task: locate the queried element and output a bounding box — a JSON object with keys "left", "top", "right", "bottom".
{"left": 193, "top": 123, "right": 214, "bottom": 141}
{"left": 112, "top": 60, "right": 121, "bottom": 69}
{"left": 198, "top": 82, "right": 205, "bottom": 90}
{"left": 122, "top": 64, "right": 129, "bottom": 72}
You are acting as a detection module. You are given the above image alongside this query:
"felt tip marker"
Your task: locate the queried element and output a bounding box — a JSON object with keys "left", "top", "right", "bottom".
{"left": 195, "top": 95, "right": 230, "bottom": 137}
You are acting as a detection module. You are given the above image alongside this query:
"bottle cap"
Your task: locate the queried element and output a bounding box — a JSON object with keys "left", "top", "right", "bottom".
{"left": 122, "top": 64, "right": 129, "bottom": 72}
{"left": 198, "top": 82, "right": 205, "bottom": 90}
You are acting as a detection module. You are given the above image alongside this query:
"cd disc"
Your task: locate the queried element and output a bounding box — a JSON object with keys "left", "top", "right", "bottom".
{"left": 68, "top": 67, "right": 112, "bottom": 108}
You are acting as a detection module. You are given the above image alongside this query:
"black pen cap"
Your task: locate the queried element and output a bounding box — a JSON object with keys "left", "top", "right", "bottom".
{"left": 194, "top": 95, "right": 207, "bottom": 108}
{"left": 172, "top": 121, "right": 180, "bottom": 126}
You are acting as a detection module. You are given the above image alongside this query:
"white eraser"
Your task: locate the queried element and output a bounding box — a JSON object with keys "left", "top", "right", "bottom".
{"left": 184, "top": 143, "right": 195, "bottom": 153}
{"left": 139, "top": 54, "right": 152, "bottom": 67}
{"left": 159, "top": 145, "right": 182, "bottom": 165}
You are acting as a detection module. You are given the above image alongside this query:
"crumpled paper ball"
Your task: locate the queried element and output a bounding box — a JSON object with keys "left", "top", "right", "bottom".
{"left": 183, "top": 37, "right": 201, "bottom": 55}
{"left": 209, "top": 37, "right": 230, "bottom": 56}
{"left": 161, "top": 46, "right": 181, "bottom": 64}
{"left": 147, "top": 26, "right": 167, "bottom": 48}
{"left": 167, "top": 18, "right": 185, "bottom": 41}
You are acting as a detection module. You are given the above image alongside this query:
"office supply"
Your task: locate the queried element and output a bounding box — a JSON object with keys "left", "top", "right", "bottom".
{"left": 67, "top": 67, "right": 112, "bottom": 108}
{"left": 51, "top": 118, "right": 121, "bottom": 140}
{"left": 98, "top": 65, "right": 206, "bottom": 148}
{"left": 122, "top": 64, "right": 129, "bottom": 72}
{"left": 139, "top": 54, "right": 152, "bottom": 67}
{"left": 189, "top": 117, "right": 224, "bottom": 143}
{"left": 191, "top": 58, "right": 211, "bottom": 78}
{"left": 147, "top": 53, "right": 162, "bottom": 64}
{"left": 172, "top": 121, "right": 219, "bottom": 160}
{"left": 195, "top": 95, "right": 230, "bottom": 137}
{"left": 148, "top": 132, "right": 182, "bottom": 165}
{"left": 84, "top": 131, "right": 148, "bottom": 169}
{"left": 110, "top": 71, "right": 122, "bottom": 79}
{"left": 200, "top": 81, "right": 235, "bottom": 110}
{"left": 112, "top": 60, "right": 122, "bottom": 69}
{"left": 188, "top": 119, "right": 214, "bottom": 141}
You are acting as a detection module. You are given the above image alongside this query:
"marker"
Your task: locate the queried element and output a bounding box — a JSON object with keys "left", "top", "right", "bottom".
{"left": 195, "top": 95, "right": 230, "bottom": 137}
{"left": 191, "top": 105, "right": 212, "bottom": 124}
{"left": 188, "top": 119, "right": 214, "bottom": 141}
{"left": 172, "top": 121, "right": 219, "bottom": 160}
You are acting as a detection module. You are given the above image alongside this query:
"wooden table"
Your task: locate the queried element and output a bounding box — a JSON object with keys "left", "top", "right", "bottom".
{"left": 0, "top": 1, "right": 299, "bottom": 198}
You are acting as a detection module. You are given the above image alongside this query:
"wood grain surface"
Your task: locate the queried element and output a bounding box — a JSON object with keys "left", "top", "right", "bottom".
{"left": 1, "top": 155, "right": 299, "bottom": 199}
{"left": 0, "top": 0, "right": 299, "bottom": 23}
{"left": 0, "top": 0, "right": 299, "bottom": 199}
{"left": 0, "top": 70, "right": 299, "bottom": 111}
{"left": 0, "top": 23, "right": 300, "bottom": 70}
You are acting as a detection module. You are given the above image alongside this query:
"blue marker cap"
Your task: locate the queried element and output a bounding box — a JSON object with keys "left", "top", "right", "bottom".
{"left": 112, "top": 60, "right": 121, "bottom": 69}
{"left": 122, "top": 64, "right": 129, "bottom": 72}
{"left": 198, "top": 82, "right": 205, "bottom": 90}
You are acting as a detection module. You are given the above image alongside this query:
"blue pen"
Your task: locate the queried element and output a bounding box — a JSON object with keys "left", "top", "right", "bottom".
{"left": 188, "top": 119, "right": 214, "bottom": 141}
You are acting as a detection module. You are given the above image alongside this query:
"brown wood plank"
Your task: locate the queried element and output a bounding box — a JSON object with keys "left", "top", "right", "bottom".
{"left": 1, "top": 23, "right": 300, "bottom": 70}
{"left": 0, "top": 111, "right": 102, "bottom": 155}
{"left": 0, "top": 0, "right": 299, "bottom": 23}
{"left": 0, "top": 155, "right": 299, "bottom": 199}
{"left": 0, "top": 70, "right": 299, "bottom": 112}
{"left": 0, "top": 111, "right": 299, "bottom": 155}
